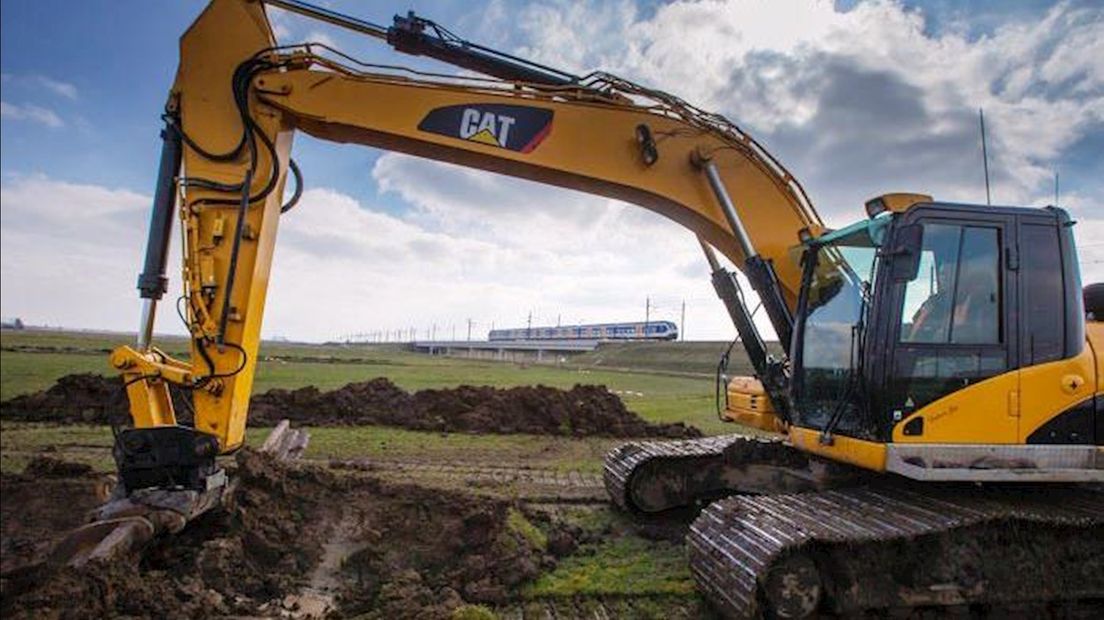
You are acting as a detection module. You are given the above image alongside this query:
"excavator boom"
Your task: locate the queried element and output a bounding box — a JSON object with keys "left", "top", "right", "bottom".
{"left": 113, "top": 0, "right": 819, "bottom": 470}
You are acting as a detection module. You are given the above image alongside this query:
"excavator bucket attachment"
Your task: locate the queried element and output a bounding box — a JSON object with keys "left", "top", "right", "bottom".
{"left": 47, "top": 420, "right": 309, "bottom": 568}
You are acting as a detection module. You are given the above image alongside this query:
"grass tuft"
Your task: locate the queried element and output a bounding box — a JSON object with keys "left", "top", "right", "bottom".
{"left": 523, "top": 537, "right": 696, "bottom": 598}
{"left": 506, "top": 507, "right": 548, "bottom": 551}
{"left": 450, "top": 604, "right": 497, "bottom": 620}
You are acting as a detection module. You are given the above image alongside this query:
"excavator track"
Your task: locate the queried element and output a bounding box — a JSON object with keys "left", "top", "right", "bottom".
{"left": 688, "top": 482, "right": 1104, "bottom": 618}
{"left": 603, "top": 434, "right": 853, "bottom": 514}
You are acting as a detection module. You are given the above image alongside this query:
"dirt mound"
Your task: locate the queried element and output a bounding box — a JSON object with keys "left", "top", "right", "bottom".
{"left": 250, "top": 377, "right": 412, "bottom": 427}
{"left": 0, "top": 373, "right": 129, "bottom": 425}
{"left": 1, "top": 452, "right": 574, "bottom": 618}
{"left": 0, "top": 459, "right": 109, "bottom": 575}
{"left": 22, "top": 455, "right": 94, "bottom": 479}
{"left": 251, "top": 380, "right": 700, "bottom": 438}
{"left": 3, "top": 375, "right": 700, "bottom": 438}
{"left": 0, "top": 374, "right": 191, "bottom": 426}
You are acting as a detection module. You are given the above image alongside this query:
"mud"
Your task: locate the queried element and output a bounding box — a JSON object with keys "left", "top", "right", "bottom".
{"left": 2, "top": 374, "right": 700, "bottom": 438}
{"left": 0, "top": 458, "right": 110, "bottom": 574}
{"left": 0, "top": 453, "right": 577, "bottom": 619}
{"left": 251, "top": 379, "right": 700, "bottom": 438}
{"left": 0, "top": 373, "right": 191, "bottom": 426}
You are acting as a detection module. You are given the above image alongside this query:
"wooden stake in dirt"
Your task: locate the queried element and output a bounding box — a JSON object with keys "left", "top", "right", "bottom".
{"left": 262, "top": 419, "right": 311, "bottom": 461}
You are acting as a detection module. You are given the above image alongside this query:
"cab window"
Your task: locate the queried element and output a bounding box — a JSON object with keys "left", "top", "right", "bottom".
{"left": 899, "top": 224, "right": 1000, "bottom": 345}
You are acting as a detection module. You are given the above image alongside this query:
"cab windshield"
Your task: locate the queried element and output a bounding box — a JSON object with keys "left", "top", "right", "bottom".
{"left": 794, "top": 217, "right": 886, "bottom": 432}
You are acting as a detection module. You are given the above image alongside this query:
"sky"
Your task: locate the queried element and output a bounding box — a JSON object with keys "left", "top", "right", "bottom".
{"left": 1, "top": 0, "right": 1101, "bottom": 342}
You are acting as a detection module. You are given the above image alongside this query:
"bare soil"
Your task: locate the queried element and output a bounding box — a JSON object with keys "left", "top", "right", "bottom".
{"left": 1, "top": 374, "right": 700, "bottom": 438}
{"left": 0, "top": 452, "right": 579, "bottom": 619}
{"left": 0, "top": 373, "right": 176, "bottom": 426}
{"left": 0, "top": 457, "right": 111, "bottom": 574}
{"left": 251, "top": 379, "right": 699, "bottom": 438}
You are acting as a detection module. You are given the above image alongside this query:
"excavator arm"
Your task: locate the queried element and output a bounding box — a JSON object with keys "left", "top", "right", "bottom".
{"left": 110, "top": 0, "right": 822, "bottom": 492}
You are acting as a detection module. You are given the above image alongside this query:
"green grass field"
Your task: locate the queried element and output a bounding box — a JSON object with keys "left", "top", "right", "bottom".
{"left": 0, "top": 422, "right": 626, "bottom": 475}
{"left": 0, "top": 327, "right": 760, "bottom": 478}
{"left": 0, "top": 328, "right": 734, "bottom": 435}
{"left": 571, "top": 340, "right": 782, "bottom": 377}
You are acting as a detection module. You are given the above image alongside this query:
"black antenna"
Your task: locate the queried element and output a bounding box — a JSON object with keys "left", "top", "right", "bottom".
{"left": 979, "top": 108, "right": 991, "bottom": 205}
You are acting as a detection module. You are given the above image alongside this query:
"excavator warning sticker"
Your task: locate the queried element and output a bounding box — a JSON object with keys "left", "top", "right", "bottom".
{"left": 418, "top": 104, "right": 553, "bottom": 153}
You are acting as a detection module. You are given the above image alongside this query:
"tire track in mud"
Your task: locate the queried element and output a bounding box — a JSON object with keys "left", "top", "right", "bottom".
{"left": 4, "top": 442, "right": 611, "bottom": 503}
{"left": 328, "top": 458, "right": 609, "bottom": 504}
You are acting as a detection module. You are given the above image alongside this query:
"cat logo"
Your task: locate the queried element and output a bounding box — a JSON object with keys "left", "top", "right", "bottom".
{"left": 418, "top": 103, "right": 553, "bottom": 153}
{"left": 459, "top": 108, "right": 516, "bottom": 147}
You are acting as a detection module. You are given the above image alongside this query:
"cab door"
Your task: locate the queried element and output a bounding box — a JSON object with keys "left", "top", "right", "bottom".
{"left": 1015, "top": 214, "right": 1096, "bottom": 444}
{"left": 883, "top": 208, "right": 1019, "bottom": 443}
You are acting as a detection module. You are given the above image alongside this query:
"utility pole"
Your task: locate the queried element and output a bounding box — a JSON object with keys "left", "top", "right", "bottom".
{"left": 467, "top": 318, "right": 473, "bottom": 341}
{"left": 432, "top": 323, "right": 436, "bottom": 340}
{"left": 450, "top": 324, "right": 455, "bottom": 340}
{"left": 645, "top": 297, "right": 651, "bottom": 328}
{"left": 557, "top": 313, "right": 561, "bottom": 327}
{"left": 680, "top": 299, "right": 686, "bottom": 341}
{"left": 1055, "top": 171, "right": 1060, "bottom": 207}
{"left": 527, "top": 311, "right": 533, "bottom": 339}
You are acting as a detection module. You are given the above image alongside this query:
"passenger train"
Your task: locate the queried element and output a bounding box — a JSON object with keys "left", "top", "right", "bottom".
{"left": 488, "top": 321, "right": 678, "bottom": 341}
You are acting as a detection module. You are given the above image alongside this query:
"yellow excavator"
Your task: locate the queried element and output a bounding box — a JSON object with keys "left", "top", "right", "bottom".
{"left": 79, "top": 0, "right": 1103, "bottom": 616}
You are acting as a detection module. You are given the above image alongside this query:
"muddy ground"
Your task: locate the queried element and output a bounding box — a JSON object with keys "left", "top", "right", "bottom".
{"left": 0, "top": 374, "right": 700, "bottom": 438}
{"left": 0, "top": 452, "right": 587, "bottom": 619}
{"left": 1, "top": 451, "right": 714, "bottom": 620}
{"left": 0, "top": 374, "right": 166, "bottom": 426}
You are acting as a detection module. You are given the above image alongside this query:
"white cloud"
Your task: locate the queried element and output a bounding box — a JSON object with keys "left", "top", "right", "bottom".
{"left": 500, "top": 0, "right": 1103, "bottom": 220}
{"left": 0, "top": 176, "right": 735, "bottom": 341}
{"left": 266, "top": 7, "right": 293, "bottom": 42}
{"left": 32, "top": 76, "right": 78, "bottom": 100}
{"left": 0, "top": 101, "right": 64, "bottom": 128}
{"left": 266, "top": 5, "right": 342, "bottom": 48}
{"left": 268, "top": 181, "right": 733, "bottom": 341}
{"left": 0, "top": 73, "right": 78, "bottom": 99}
{"left": 303, "top": 30, "right": 338, "bottom": 49}
{"left": 0, "top": 176, "right": 163, "bottom": 330}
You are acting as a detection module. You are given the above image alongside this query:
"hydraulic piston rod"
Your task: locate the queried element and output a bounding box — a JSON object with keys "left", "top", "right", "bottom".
{"left": 135, "top": 120, "right": 183, "bottom": 350}
{"left": 697, "top": 238, "right": 770, "bottom": 379}
{"left": 693, "top": 151, "right": 794, "bottom": 349}
{"left": 699, "top": 159, "right": 756, "bottom": 260}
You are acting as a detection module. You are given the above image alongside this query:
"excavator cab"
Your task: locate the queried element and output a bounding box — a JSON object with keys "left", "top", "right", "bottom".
{"left": 782, "top": 199, "right": 1098, "bottom": 476}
